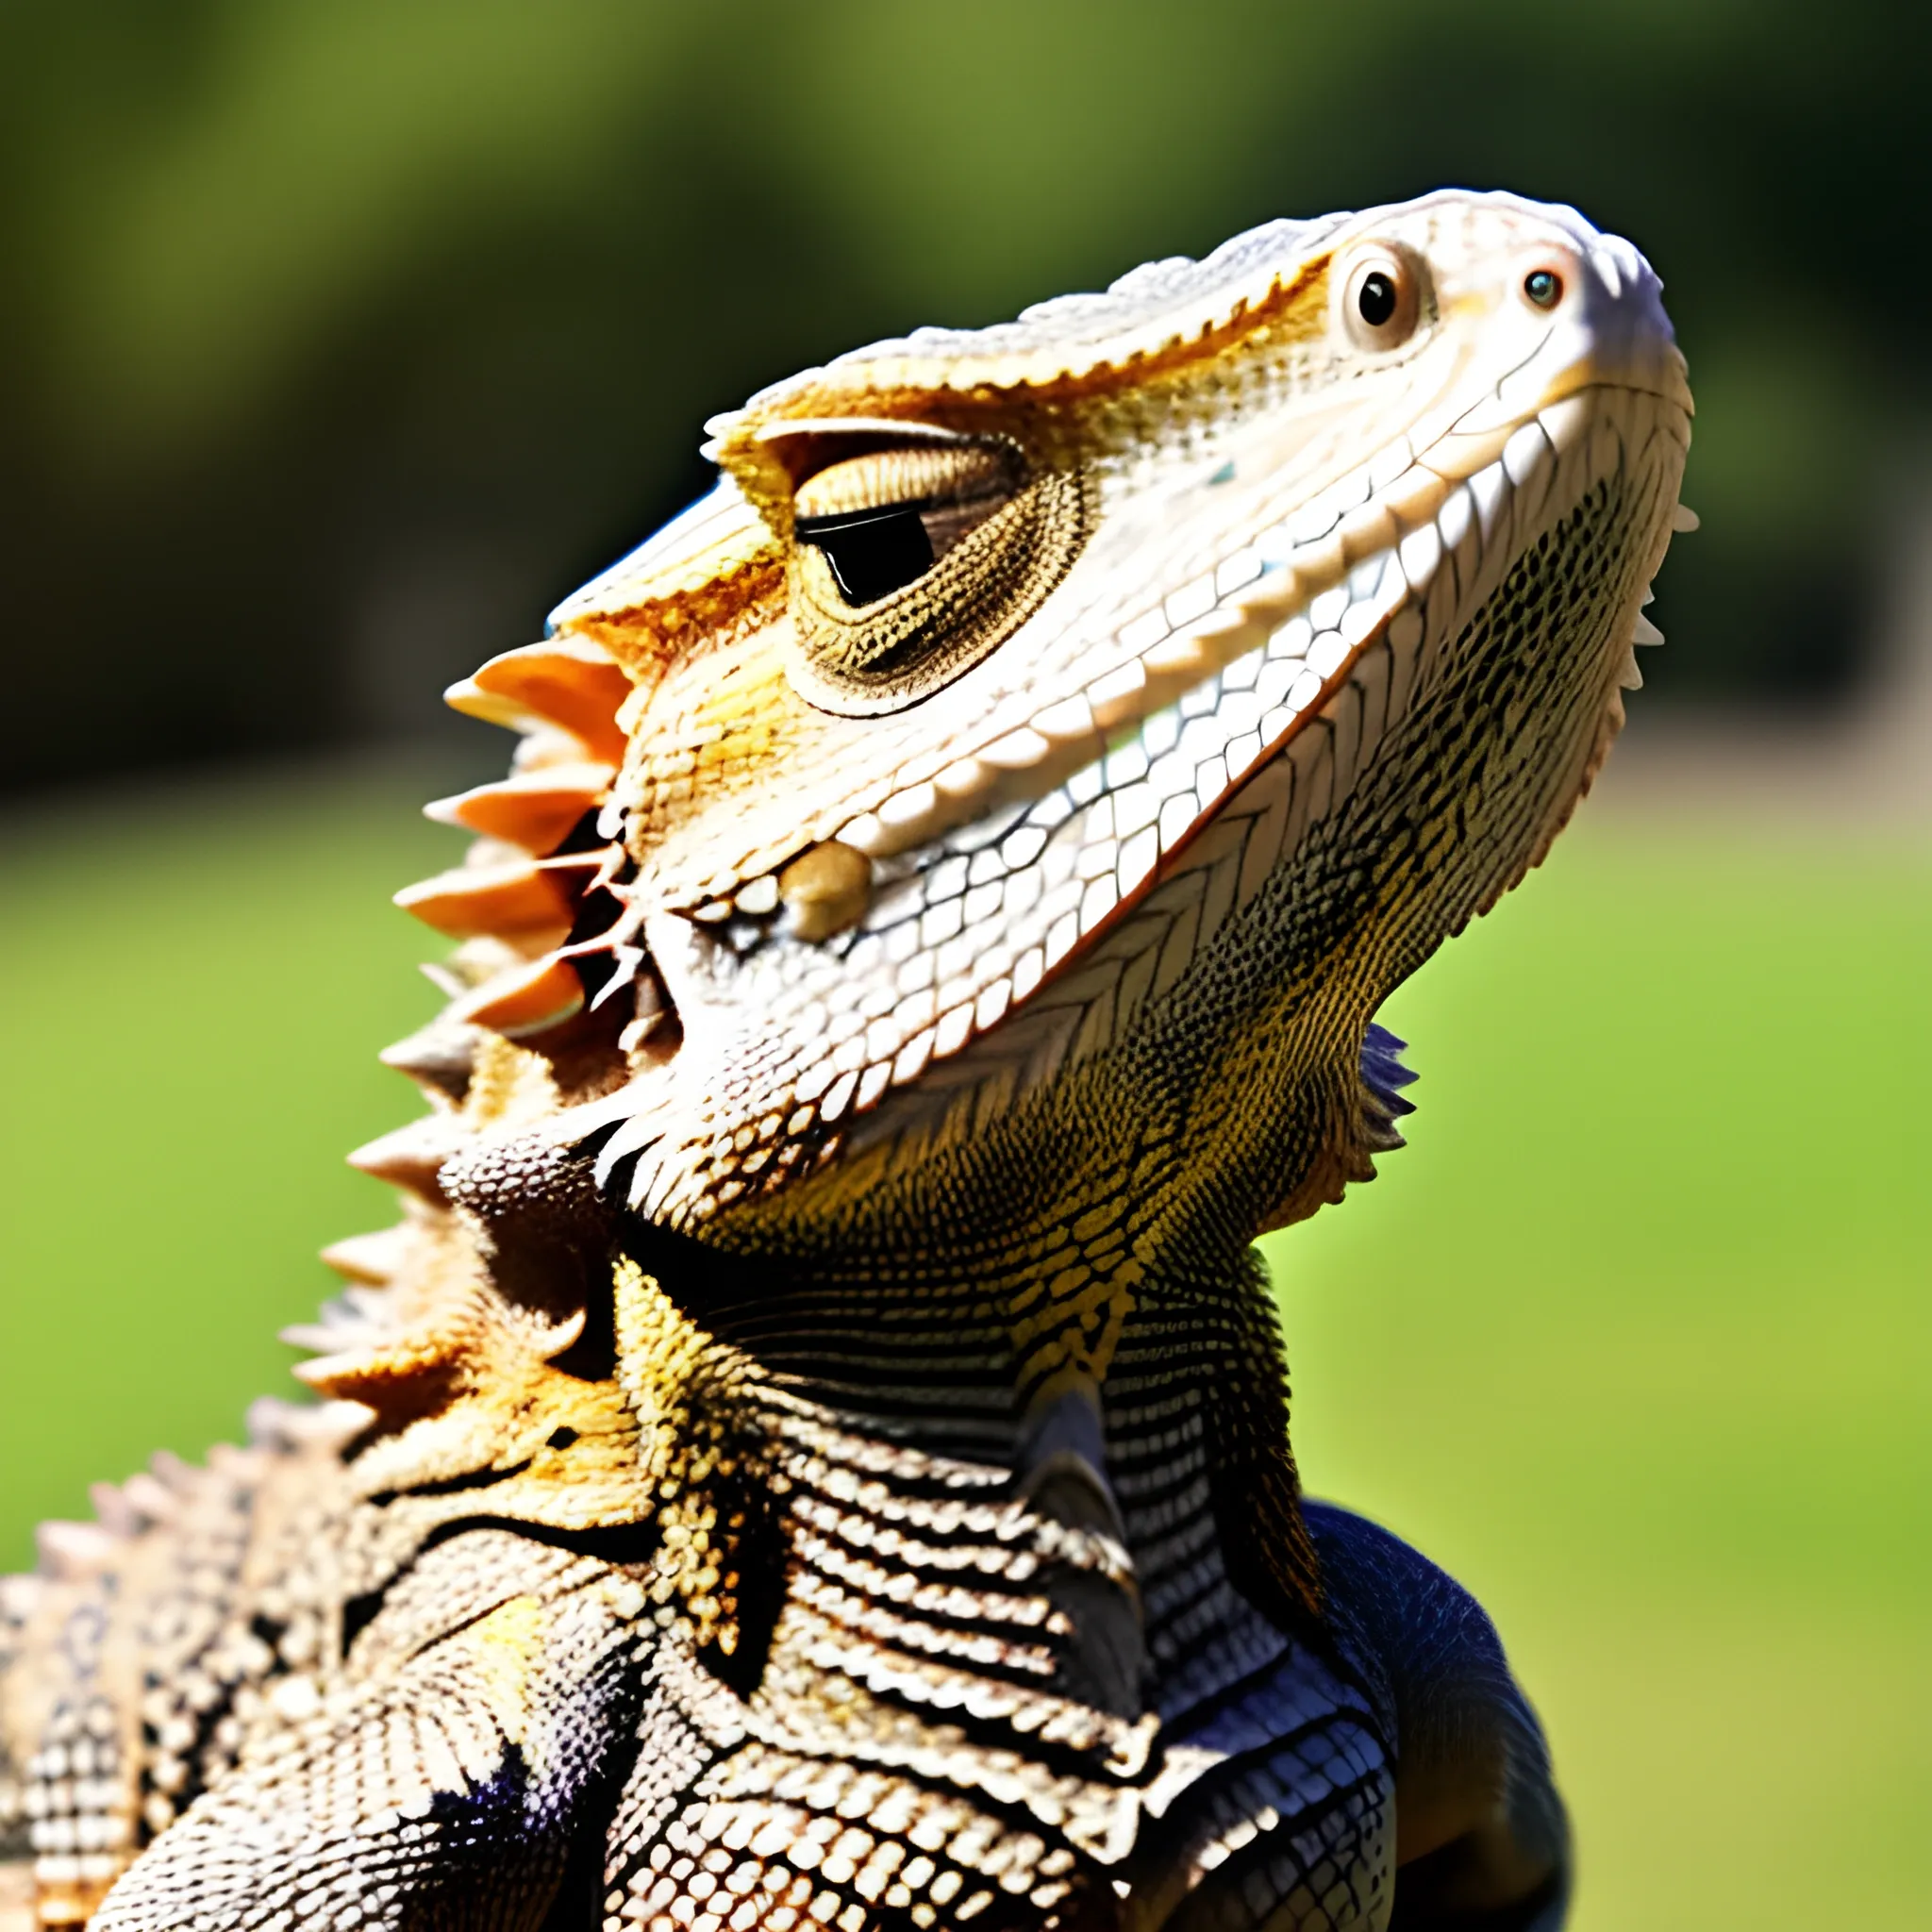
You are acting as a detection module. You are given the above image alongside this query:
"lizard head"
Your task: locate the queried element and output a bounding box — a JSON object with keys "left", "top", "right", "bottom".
{"left": 398, "top": 189, "right": 1690, "bottom": 1270}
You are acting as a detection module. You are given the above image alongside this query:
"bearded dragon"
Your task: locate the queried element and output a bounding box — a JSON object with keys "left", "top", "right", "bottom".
{"left": 0, "top": 190, "right": 1691, "bottom": 1931}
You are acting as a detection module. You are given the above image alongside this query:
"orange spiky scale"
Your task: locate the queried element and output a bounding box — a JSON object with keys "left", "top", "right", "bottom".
{"left": 35, "top": 1519, "right": 115, "bottom": 1580}
{"left": 242, "top": 1396, "right": 371, "bottom": 1452}
{"left": 379, "top": 1017, "right": 480, "bottom": 1100}
{"left": 293, "top": 1292, "right": 584, "bottom": 1421}
{"left": 447, "top": 953, "right": 585, "bottom": 1036}
{"left": 320, "top": 1226, "right": 409, "bottom": 1285}
{"left": 346, "top": 1115, "right": 467, "bottom": 1202}
{"left": 88, "top": 1481, "right": 143, "bottom": 1539}
{"left": 443, "top": 637, "right": 633, "bottom": 762}
{"left": 424, "top": 762, "right": 615, "bottom": 855}
{"left": 392, "top": 853, "right": 607, "bottom": 941}
{"left": 291, "top": 1329, "right": 458, "bottom": 1403}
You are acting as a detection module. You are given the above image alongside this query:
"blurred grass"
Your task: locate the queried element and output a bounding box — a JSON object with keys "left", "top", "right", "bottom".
{"left": 1272, "top": 822, "right": 1931, "bottom": 1928}
{"left": 0, "top": 760, "right": 461, "bottom": 1543}
{"left": 1, "top": 764, "right": 1926, "bottom": 1926}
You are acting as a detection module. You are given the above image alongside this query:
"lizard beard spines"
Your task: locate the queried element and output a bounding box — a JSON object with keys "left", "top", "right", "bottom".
{"left": 442, "top": 634, "right": 635, "bottom": 763}
{"left": 1358, "top": 1022, "right": 1418, "bottom": 1155}
{"left": 396, "top": 625, "right": 655, "bottom": 1059}
{"left": 378, "top": 1014, "right": 483, "bottom": 1105}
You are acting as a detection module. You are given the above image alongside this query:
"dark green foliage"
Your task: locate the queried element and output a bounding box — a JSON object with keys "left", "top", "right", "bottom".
{"left": 0, "top": 0, "right": 1922, "bottom": 791}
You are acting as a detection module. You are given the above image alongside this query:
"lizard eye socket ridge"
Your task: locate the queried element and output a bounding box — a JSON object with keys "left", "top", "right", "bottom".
{"left": 785, "top": 437, "right": 1087, "bottom": 717}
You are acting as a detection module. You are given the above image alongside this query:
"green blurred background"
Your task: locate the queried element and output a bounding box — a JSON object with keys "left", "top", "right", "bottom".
{"left": 1, "top": 4, "right": 1926, "bottom": 1927}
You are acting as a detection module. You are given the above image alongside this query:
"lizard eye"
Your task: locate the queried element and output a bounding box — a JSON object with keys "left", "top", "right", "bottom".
{"left": 1339, "top": 246, "right": 1423, "bottom": 353}
{"left": 784, "top": 435, "right": 1086, "bottom": 717}
{"left": 1523, "top": 267, "right": 1564, "bottom": 310}
{"left": 795, "top": 506, "right": 933, "bottom": 607}
{"left": 794, "top": 443, "right": 1015, "bottom": 607}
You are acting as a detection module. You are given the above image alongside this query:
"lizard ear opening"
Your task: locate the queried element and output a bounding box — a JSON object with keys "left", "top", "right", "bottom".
{"left": 782, "top": 432, "right": 1087, "bottom": 717}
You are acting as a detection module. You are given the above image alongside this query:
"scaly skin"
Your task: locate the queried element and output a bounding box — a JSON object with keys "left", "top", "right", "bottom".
{"left": 0, "top": 190, "right": 1690, "bottom": 1930}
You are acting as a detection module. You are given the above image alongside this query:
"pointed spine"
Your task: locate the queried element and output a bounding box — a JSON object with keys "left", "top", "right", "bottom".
{"left": 443, "top": 635, "right": 634, "bottom": 762}
{"left": 424, "top": 762, "right": 615, "bottom": 856}
{"left": 346, "top": 1114, "right": 469, "bottom": 1203}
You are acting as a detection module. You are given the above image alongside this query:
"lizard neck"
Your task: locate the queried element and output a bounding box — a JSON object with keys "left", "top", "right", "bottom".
{"left": 631, "top": 1195, "right": 1322, "bottom": 1697}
